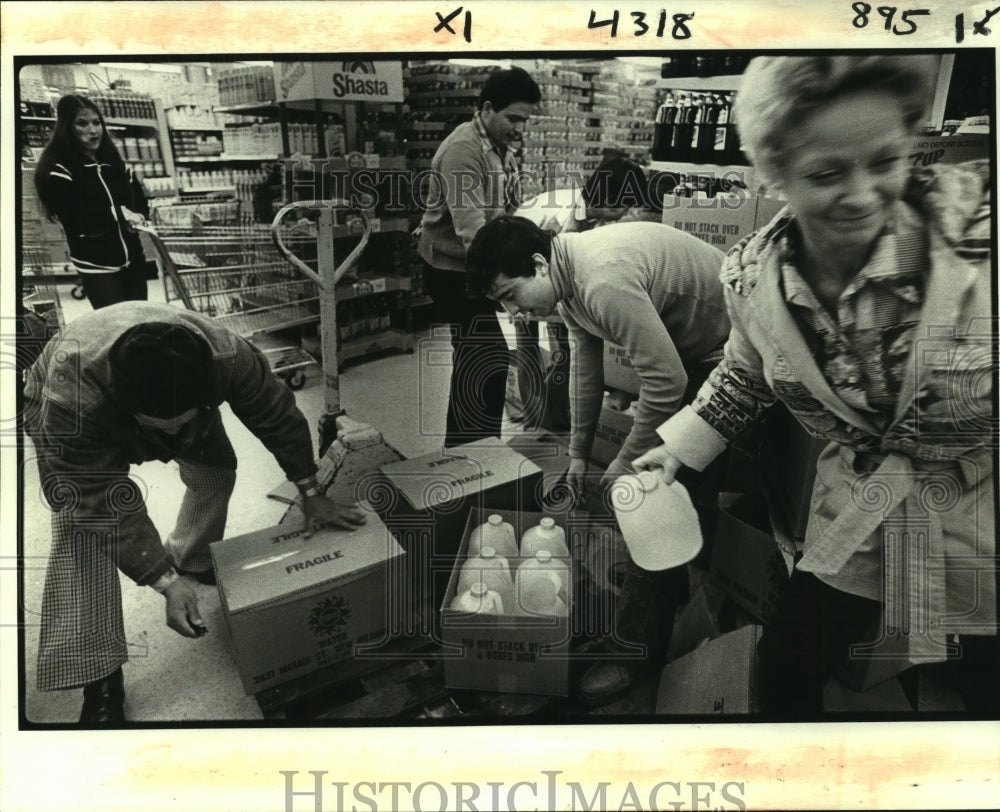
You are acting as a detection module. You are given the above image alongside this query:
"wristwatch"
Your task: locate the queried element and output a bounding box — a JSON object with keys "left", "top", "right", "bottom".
{"left": 151, "top": 568, "right": 180, "bottom": 594}
{"left": 296, "top": 475, "right": 323, "bottom": 498}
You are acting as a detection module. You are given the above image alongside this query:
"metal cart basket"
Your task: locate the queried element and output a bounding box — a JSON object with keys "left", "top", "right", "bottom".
{"left": 137, "top": 222, "right": 322, "bottom": 389}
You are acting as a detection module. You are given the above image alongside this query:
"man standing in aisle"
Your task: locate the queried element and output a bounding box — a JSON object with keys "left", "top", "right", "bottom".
{"left": 467, "top": 215, "right": 730, "bottom": 706}
{"left": 416, "top": 66, "right": 541, "bottom": 447}
{"left": 23, "top": 301, "right": 366, "bottom": 724}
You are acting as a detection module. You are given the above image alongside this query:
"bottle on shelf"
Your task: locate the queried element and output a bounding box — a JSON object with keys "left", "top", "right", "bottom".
{"left": 520, "top": 517, "right": 569, "bottom": 559}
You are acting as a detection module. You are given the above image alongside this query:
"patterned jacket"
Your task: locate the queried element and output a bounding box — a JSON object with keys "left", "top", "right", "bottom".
{"left": 657, "top": 160, "right": 995, "bottom": 654}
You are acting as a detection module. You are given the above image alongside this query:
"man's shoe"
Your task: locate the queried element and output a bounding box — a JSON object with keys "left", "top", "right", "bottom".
{"left": 574, "top": 660, "right": 656, "bottom": 708}
{"left": 177, "top": 566, "right": 216, "bottom": 586}
{"left": 79, "top": 668, "right": 126, "bottom": 724}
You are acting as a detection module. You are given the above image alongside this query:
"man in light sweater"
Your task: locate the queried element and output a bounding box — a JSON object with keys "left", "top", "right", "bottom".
{"left": 417, "top": 67, "right": 541, "bottom": 448}
{"left": 467, "top": 215, "right": 730, "bottom": 705}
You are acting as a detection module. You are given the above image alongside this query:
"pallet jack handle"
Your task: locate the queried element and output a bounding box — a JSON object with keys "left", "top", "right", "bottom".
{"left": 270, "top": 201, "right": 373, "bottom": 454}
{"left": 270, "top": 200, "right": 372, "bottom": 290}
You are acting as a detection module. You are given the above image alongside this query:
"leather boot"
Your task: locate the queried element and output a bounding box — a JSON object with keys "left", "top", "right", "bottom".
{"left": 574, "top": 562, "right": 685, "bottom": 707}
{"left": 79, "top": 667, "right": 126, "bottom": 724}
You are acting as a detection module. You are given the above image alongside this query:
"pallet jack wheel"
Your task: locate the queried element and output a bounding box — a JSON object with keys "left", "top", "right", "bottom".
{"left": 283, "top": 370, "right": 307, "bottom": 391}
{"left": 71, "top": 283, "right": 86, "bottom": 300}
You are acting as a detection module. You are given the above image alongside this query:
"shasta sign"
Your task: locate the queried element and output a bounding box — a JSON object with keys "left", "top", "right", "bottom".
{"left": 274, "top": 61, "right": 404, "bottom": 103}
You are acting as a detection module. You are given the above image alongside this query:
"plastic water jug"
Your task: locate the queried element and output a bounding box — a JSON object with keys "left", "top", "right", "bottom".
{"left": 514, "top": 551, "right": 569, "bottom": 615}
{"left": 611, "top": 470, "right": 702, "bottom": 571}
{"left": 520, "top": 517, "right": 570, "bottom": 559}
{"left": 457, "top": 546, "right": 515, "bottom": 610}
{"left": 468, "top": 514, "right": 518, "bottom": 559}
{"left": 517, "top": 574, "right": 568, "bottom": 617}
{"left": 450, "top": 582, "right": 506, "bottom": 615}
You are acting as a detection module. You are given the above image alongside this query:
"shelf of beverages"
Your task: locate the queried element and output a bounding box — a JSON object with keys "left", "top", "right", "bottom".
{"left": 651, "top": 91, "right": 747, "bottom": 165}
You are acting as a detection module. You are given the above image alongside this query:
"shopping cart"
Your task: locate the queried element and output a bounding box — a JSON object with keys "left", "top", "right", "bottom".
{"left": 20, "top": 243, "right": 65, "bottom": 328}
{"left": 137, "top": 221, "right": 329, "bottom": 390}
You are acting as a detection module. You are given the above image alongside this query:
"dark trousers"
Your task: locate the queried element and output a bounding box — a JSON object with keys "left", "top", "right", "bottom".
{"left": 422, "top": 263, "right": 509, "bottom": 448}
{"left": 756, "top": 569, "right": 883, "bottom": 717}
{"left": 80, "top": 260, "right": 148, "bottom": 310}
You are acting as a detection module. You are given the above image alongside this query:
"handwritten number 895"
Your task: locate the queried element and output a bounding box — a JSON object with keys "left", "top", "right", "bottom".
{"left": 852, "top": 3, "right": 931, "bottom": 34}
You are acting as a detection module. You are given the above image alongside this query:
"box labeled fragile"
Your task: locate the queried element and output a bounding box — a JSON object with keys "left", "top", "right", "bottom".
{"left": 375, "top": 439, "right": 542, "bottom": 623}
{"left": 210, "top": 508, "right": 406, "bottom": 695}
{"left": 440, "top": 507, "right": 580, "bottom": 697}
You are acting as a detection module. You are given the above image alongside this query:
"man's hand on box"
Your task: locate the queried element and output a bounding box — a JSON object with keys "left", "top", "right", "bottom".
{"left": 301, "top": 494, "right": 367, "bottom": 538}
{"left": 164, "top": 579, "right": 206, "bottom": 638}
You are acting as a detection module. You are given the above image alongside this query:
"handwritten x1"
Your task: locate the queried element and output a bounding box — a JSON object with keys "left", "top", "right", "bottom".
{"left": 435, "top": 6, "right": 472, "bottom": 42}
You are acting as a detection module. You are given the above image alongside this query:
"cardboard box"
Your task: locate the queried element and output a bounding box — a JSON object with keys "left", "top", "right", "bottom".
{"left": 662, "top": 192, "right": 757, "bottom": 252}
{"left": 656, "top": 624, "right": 762, "bottom": 714}
{"left": 907, "top": 134, "right": 989, "bottom": 167}
{"left": 666, "top": 583, "right": 726, "bottom": 662}
{"left": 376, "top": 439, "right": 542, "bottom": 622}
{"left": 589, "top": 407, "right": 635, "bottom": 469}
{"left": 822, "top": 675, "right": 913, "bottom": 713}
{"left": 760, "top": 403, "right": 827, "bottom": 540}
{"left": 210, "top": 508, "right": 406, "bottom": 694}
{"left": 710, "top": 494, "right": 792, "bottom": 625}
{"left": 603, "top": 343, "right": 641, "bottom": 395}
{"left": 440, "top": 507, "right": 580, "bottom": 696}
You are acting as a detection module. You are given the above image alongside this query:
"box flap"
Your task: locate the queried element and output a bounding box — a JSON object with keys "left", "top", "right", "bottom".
{"left": 379, "top": 438, "right": 540, "bottom": 510}
{"left": 211, "top": 506, "right": 405, "bottom": 613}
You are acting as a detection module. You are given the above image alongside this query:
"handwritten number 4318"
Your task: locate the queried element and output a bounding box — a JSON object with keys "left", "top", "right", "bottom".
{"left": 588, "top": 10, "right": 695, "bottom": 39}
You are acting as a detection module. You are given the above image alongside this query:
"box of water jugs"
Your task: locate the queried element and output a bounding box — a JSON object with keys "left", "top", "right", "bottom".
{"left": 440, "top": 508, "right": 576, "bottom": 696}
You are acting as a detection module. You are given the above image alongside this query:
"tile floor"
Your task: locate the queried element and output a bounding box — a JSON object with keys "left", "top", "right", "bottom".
{"left": 21, "top": 277, "right": 532, "bottom": 724}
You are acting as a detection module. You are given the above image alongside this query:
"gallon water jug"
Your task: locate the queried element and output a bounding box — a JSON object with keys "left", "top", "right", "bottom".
{"left": 611, "top": 470, "right": 702, "bottom": 570}
{"left": 517, "top": 574, "right": 568, "bottom": 617}
{"left": 468, "top": 514, "right": 518, "bottom": 559}
{"left": 450, "top": 581, "right": 505, "bottom": 615}
{"left": 514, "top": 550, "right": 570, "bottom": 615}
{"left": 457, "top": 546, "right": 515, "bottom": 611}
{"left": 520, "top": 517, "right": 570, "bottom": 559}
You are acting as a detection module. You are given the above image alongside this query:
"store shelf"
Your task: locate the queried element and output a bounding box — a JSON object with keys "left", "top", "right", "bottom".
{"left": 169, "top": 124, "right": 225, "bottom": 132}
{"left": 656, "top": 75, "right": 742, "bottom": 91}
{"left": 178, "top": 185, "right": 237, "bottom": 194}
{"left": 649, "top": 161, "right": 753, "bottom": 175}
{"left": 411, "top": 295, "right": 434, "bottom": 309}
{"left": 174, "top": 153, "right": 280, "bottom": 162}
{"left": 336, "top": 275, "right": 412, "bottom": 301}
{"left": 213, "top": 101, "right": 278, "bottom": 115}
{"left": 405, "top": 89, "right": 480, "bottom": 102}
{"left": 338, "top": 328, "right": 414, "bottom": 368}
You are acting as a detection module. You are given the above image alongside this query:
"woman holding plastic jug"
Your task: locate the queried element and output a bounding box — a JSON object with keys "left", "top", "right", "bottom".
{"left": 633, "top": 54, "right": 995, "bottom": 715}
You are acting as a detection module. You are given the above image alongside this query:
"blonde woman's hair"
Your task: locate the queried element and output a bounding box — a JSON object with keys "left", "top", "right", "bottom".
{"left": 734, "top": 54, "right": 938, "bottom": 184}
